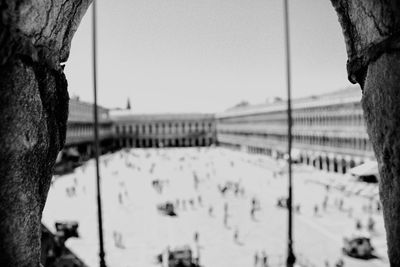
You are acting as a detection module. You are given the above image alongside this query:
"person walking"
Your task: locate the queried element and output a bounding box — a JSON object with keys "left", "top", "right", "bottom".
{"left": 254, "top": 251, "right": 259, "bottom": 266}
{"left": 198, "top": 195, "right": 202, "bottom": 206}
{"left": 251, "top": 207, "right": 255, "bottom": 220}
{"left": 224, "top": 202, "right": 229, "bottom": 227}
{"left": 368, "top": 217, "right": 375, "bottom": 232}
{"left": 356, "top": 219, "right": 363, "bottom": 230}
{"left": 314, "top": 204, "right": 319, "bottom": 216}
{"left": 261, "top": 251, "right": 268, "bottom": 267}
{"left": 233, "top": 228, "right": 239, "bottom": 243}
{"left": 208, "top": 205, "right": 213, "bottom": 217}
{"left": 322, "top": 196, "right": 328, "bottom": 211}
{"left": 335, "top": 258, "right": 344, "bottom": 267}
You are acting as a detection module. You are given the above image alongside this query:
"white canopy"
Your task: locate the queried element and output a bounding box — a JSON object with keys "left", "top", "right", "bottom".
{"left": 349, "top": 160, "right": 379, "bottom": 178}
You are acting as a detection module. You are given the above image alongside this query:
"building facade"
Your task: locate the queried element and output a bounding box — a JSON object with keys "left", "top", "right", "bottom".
{"left": 64, "top": 97, "right": 114, "bottom": 157}
{"left": 216, "top": 87, "right": 374, "bottom": 174}
{"left": 64, "top": 87, "right": 374, "bottom": 174}
{"left": 112, "top": 112, "right": 216, "bottom": 148}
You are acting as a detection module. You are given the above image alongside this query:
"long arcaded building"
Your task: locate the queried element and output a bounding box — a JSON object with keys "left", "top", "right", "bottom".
{"left": 62, "top": 97, "right": 114, "bottom": 158}
{"left": 111, "top": 112, "right": 216, "bottom": 148}
{"left": 64, "top": 87, "right": 374, "bottom": 174}
{"left": 216, "top": 87, "right": 374, "bottom": 174}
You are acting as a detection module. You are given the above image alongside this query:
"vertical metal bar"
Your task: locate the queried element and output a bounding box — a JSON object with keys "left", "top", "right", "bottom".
{"left": 283, "top": 0, "right": 296, "bottom": 266}
{"left": 92, "top": 1, "right": 107, "bottom": 266}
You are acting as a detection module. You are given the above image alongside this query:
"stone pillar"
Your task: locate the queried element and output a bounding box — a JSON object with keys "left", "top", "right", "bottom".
{"left": 330, "top": 2, "right": 400, "bottom": 263}
{"left": 0, "top": 1, "right": 91, "bottom": 266}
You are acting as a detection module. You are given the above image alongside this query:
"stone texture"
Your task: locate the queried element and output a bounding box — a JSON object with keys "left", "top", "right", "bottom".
{"left": 362, "top": 53, "right": 400, "bottom": 266}
{"left": 331, "top": 1, "right": 400, "bottom": 265}
{"left": 0, "top": 0, "right": 91, "bottom": 266}
{"left": 331, "top": 0, "right": 400, "bottom": 85}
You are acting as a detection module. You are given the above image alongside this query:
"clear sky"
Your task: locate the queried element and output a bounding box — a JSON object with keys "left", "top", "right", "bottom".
{"left": 65, "top": 0, "right": 352, "bottom": 113}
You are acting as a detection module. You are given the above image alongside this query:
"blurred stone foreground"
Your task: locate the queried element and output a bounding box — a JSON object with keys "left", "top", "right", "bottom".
{"left": 1, "top": 1, "right": 400, "bottom": 266}
{"left": 0, "top": 1, "right": 91, "bottom": 266}
{"left": 330, "top": 1, "right": 400, "bottom": 266}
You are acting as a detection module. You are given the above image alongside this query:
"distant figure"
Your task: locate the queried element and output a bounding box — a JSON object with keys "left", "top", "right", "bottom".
{"left": 219, "top": 185, "right": 228, "bottom": 196}
{"left": 113, "top": 231, "right": 125, "bottom": 249}
{"left": 118, "top": 193, "right": 123, "bottom": 205}
{"left": 156, "top": 253, "right": 163, "bottom": 264}
{"left": 233, "top": 228, "right": 239, "bottom": 243}
{"left": 189, "top": 199, "right": 194, "bottom": 206}
{"left": 254, "top": 251, "right": 259, "bottom": 266}
{"left": 251, "top": 207, "right": 256, "bottom": 220}
{"left": 368, "top": 217, "right": 375, "bottom": 232}
{"left": 194, "top": 232, "right": 199, "bottom": 243}
{"left": 252, "top": 197, "right": 257, "bottom": 208}
{"left": 295, "top": 204, "right": 301, "bottom": 214}
{"left": 322, "top": 196, "right": 328, "bottom": 211}
{"left": 339, "top": 199, "right": 344, "bottom": 210}
{"left": 377, "top": 201, "right": 382, "bottom": 212}
{"left": 193, "top": 173, "right": 199, "bottom": 190}
{"left": 314, "top": 205, "right": 319, "bottom": 216}
{"left": 208, "top": 206, "right": 213, "bottom": 217}
{"left": 261, "top": 251, "right": 268, "bottom": 267}
{"left": 198, "top": 195, "right": 202, "bottom": 206}
{"left": 223, "top": 204, "right": 229, "bottom": 227}
{"left": 335, "top": 258, "right": 344, "bottom": 267}
{"left": 356, "top": 219, "right": 363, "bottom": 230}
{"left": 234, "top": 184, "right": 240, "bottom": 196}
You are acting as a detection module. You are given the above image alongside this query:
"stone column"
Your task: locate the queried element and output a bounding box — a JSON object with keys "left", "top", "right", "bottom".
{"left": 0, "top": 1, "right": 91, "bottom": 266}
{"left": 331, "top": 2, "right": 400, "bottom": 264}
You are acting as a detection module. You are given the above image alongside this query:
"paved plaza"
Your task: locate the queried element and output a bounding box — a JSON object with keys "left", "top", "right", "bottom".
{"left": 42, "top": 148, "right": 387, "bottom": 267}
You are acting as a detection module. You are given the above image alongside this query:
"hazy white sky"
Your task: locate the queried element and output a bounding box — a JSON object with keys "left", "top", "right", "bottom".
{"left": 65, "top": 0, "right": 351, "bottom": 113}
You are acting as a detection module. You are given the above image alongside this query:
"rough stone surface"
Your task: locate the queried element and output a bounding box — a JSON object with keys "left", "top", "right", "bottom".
{"left": 362, "top": 53, "right": 400, "bottom": 266}
{"left": 0, "top": 0, "right": 91, "bottom": 68}
{"left": 331, "top": 0, "right": 400, "bottom": 85}
{"left": 0, "top": 0, "right": 91, "bottom": 266}
{"left": 331, "top": 1, "right": 400, "bottom": 266}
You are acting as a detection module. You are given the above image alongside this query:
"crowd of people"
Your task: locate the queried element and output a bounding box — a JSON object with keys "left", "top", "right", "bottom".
{"left": 61, "top": 148, "right": 384, "bottom": 267}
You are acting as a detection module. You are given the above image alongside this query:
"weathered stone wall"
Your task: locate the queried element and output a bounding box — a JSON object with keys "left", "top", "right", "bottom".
{"left": 331, "top": 1, "right": 400, "bottom": 265}
{"left": 0, "top": 1, "right": 91, "bottom": 266}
